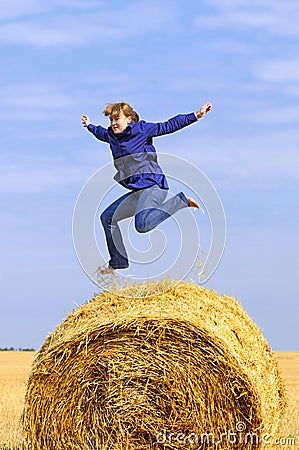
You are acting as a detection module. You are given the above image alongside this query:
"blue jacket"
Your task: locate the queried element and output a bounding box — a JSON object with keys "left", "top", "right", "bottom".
{"left": 87, "top": 112, "right": 198, "bottom": 190}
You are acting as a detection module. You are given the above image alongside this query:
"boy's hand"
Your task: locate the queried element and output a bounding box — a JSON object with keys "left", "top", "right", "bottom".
{"left": 81, "top": 115, "right": 90, "bottom": 127}
{"left": 195, "top": 102, "right": 212, "bottom": 119}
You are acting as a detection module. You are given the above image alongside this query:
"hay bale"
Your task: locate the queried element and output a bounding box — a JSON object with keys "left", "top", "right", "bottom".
{"left": 23, "top": 281, "right": 286, "bottom": 449}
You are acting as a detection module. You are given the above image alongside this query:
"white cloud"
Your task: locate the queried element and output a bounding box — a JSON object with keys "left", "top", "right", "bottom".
{"left": 0, "top": 82, "right": 75, "bottom": 120}
{"left": 195, "top": 1, "right": 299, "bottom": 37}
{"left": 225, "top": 95, "right": 299, "bottom": 125}
{"left": 205, "top": 138, "right": 299, "bottom": 188}
{"left": 0, "top": 0, "right": 101, "bottom": 21}
{"left": 0, "top": 1, "right": 178, "bottom": 47}
{"left": 0, "top": 0, "right": 47, "bottom": 21}
{"left": 0, "top": 155, "right": 83, "bottom": 193}
{"left": 252, "top": 57, "right": 299, "bottom": 99}
{"left": 203, "top": 38, "right": 257, "bottom": 56}
{"left": 255, "top": 59, "right": 299, "bottom": 84}
{"left": 161, "top": 128, "right": 299, "bottom": 190}
{"left": 285, "top": 85, "right": 299, "bottom": 97}
{"left": 248, "top": 105, "right": 299, "bottom": 124}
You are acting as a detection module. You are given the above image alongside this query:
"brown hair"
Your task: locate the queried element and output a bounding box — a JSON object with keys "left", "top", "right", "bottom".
{"left": 103, "top": 102, "right": 139, "bottom": 123}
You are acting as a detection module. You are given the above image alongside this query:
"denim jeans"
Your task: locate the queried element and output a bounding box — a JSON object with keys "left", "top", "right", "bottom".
{"left": 100, "top": 185, "right": 189, "bottom": 269}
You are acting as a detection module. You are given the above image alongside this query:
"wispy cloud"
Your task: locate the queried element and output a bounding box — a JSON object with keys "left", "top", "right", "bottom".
{"left": 0, "top": 0, "right": 102, "bottom": 21}
{"left": 195, "top": 1, "right": 299, "bottom": 37}
{"left": 202, "top": 38, "right": 257, "bottom": 56}
{"left": 247, "top": 105, "right": 299, "bottom": 124}
{"left": 255, "top": 58, "right": 299, "bottom": 84}
{"left": 0, "top": 82, "right": 75, "bottom": 120}
{"left": 0, "top": 1, "right": 178, "bottom": 47}
{"left": 0, "top": 0, "right": 47, "bottom": 21}
{"left": 252, "top": 57, "right": 299, "bottom": 100}
{"left": 0, "top": 153, "right": 84, "bottom": 193}
{"left": 162, "top": 128, "right": 299, "bottom": 190}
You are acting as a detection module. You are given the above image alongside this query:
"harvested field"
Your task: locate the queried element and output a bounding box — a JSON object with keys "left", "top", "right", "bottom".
{"left": 274, "top": 352, "right": 299, "bottom": 448}
{"left": 0, "top": 351, "right": 35, "bottom": 450}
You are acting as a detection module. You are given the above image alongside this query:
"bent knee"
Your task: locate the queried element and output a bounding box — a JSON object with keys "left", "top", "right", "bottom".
{"left": 135, "top": 213, "right": 150, "bottom": 233}
{"left": 135, "top": 220, "right": 149, "bottom": 233}
{"left": 135, "top": 224, "right": 149, "bottom": 233}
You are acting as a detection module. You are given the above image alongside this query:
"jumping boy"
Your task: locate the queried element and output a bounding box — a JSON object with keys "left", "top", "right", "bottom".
{"left": 81, "top": 101, "right": 212, "bottom": 274}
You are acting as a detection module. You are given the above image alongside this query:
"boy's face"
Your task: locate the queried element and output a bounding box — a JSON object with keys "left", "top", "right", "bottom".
{"left": 110, "top": 110, "right": 132, "bottom": 134}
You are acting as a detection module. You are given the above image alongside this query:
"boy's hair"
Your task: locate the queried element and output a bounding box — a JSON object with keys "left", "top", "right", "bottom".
{"left": 103, "top": 102, "right": 139, "bottom": 123}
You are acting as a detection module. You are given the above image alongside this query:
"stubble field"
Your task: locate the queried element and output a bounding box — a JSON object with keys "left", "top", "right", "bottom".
{"left": 0, "top": 351, "right": 298, "bottom": 449}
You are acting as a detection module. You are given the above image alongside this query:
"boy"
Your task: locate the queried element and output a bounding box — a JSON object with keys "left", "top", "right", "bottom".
{"left": 81, "top": 101, "right": 212, "bottom": 274}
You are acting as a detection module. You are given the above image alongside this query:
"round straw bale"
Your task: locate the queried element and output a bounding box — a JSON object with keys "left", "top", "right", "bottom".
{"left": 23, "top": 281, "right": 286, "bottom": 450}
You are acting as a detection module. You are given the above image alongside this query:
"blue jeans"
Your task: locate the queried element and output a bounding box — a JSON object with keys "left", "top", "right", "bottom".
{"left": 100, "top": 185, "right": 189, "bottom": 269}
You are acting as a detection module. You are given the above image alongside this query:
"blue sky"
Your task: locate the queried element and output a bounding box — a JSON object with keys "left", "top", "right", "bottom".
{"left": 0, "top": 0, "right": 298, "bottom": 350}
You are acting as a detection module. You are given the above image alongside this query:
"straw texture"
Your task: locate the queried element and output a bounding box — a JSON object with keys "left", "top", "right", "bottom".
{"left": 23, "top": 281, "right": 286, "bottom": 449}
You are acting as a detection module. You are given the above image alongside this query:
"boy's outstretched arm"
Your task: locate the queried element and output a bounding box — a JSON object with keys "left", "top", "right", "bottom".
{"left": 195, "top": 102, "right": 213, "bottom": 119}
{"left": 81, "top": 114, "right": 109, "bottom": 142}
{"left": 144, "top": 102, "right": 213, "bottom": 137}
